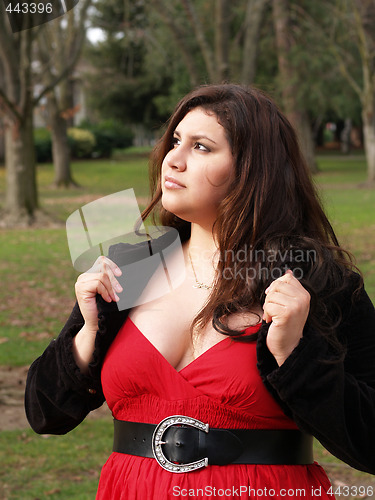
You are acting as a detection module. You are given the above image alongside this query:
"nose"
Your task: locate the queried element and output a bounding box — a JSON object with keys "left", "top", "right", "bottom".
{"left": 164, "top": 144, "right": 187, "bottom": 171}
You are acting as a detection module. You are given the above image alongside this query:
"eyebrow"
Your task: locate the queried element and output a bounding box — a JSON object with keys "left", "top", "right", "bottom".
{"left": 173, "top": 130, "right": 217, "bottom": 145}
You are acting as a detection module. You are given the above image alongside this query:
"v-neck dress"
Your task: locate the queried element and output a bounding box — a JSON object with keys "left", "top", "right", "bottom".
{"left": 98, "top": 316, "right": 334, "bottom": 499}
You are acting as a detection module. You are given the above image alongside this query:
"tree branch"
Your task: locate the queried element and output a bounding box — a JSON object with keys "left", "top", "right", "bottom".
{"left": 241, "top": 0, "right": 270, "bottom": 84}
{"left": 0, "top": 10, "right": 19, "bottom": 97}
{"left": 150, "top": 0, "right": 201, "bottom": 86}
{"left": 33, "top": 0, "right": 93, "bottom": 107}
{"left": 293, "top": 2, "right": 363, "bottom": 98}
{"left": 180, "top": 0, "right": 216, "bottom": 82}
{"left": 0, "top": 87, "right": 22, "bottom": 122}
{"left": 215, "top": 0, "right": 230, "bottom": 81}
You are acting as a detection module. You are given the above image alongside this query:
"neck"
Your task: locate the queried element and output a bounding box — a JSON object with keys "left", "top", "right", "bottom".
{"left": 185, "top": 223, "right": 220, "bottom": 283}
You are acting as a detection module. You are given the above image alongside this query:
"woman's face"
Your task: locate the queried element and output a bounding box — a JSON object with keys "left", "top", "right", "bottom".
{"left": 161, "top": 107, "right": 235, "bottom": 227}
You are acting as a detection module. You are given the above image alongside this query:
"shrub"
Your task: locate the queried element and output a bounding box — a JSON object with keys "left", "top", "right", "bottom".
{"left": 34, "top": 128, "right": 52, "bottom": 163}
{"left": 78, "top": 120, "right": 134, "bottom": 158}
{"left": 67, "top": 127, "right": 96, "bottom": 159}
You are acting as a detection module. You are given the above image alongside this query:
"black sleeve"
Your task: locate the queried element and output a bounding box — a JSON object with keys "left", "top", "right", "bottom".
{"left": 24, "top": 241, "right": 148, "bottom": 435}
{"left": 257, "top": 278, "right": 375, "bottom": 475}
{"left": 25, "top": 301, "right": 106, "bottom": 435}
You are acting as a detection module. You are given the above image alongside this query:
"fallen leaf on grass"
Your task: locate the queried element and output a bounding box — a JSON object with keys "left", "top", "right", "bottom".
{"left": 76, "top": 444, "right": 89, "bottom": 450}
{"left": 17, "top": 433, "right": 32, "bottom": 443}
{"left": 71, "top": 475, "right": 83, "bottom": 482}
{"left": 19, "top": 331, "right": 52, "bottom": 341}
{"left": 0, "top": 338, "right": 9, "bottom": 344}
{"left": 45, "top": 489, "right": 61, "bottom": 496}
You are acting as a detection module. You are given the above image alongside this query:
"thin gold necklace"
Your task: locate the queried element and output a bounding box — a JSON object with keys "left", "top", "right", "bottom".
{"left": 188, "top": 250, "right": 212, "bottom": 290}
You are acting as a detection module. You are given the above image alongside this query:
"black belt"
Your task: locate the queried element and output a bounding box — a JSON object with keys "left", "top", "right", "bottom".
{"left": 113, "top": 415, "right": 314, "bottom": 473}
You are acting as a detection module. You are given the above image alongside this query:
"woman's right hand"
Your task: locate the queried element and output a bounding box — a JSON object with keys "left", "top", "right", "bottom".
{"left": 74, "top": 256, "right": 123, "bottom": 332}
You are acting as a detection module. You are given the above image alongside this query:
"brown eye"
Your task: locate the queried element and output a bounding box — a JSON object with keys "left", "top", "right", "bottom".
{"left": 171, "top": 137, "right": 181, "bottom": 148}
{"left": 195, "top": 142, "right": 210, "bottom": 152}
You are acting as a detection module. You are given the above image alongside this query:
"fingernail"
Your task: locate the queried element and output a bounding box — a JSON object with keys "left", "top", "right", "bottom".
{"left": 115, "top": 283, "right": 123, "bottom": 292}
{"left": 114, "top": 293, "right": 120, "bottom": 302}
{"left": 265, "top": 287, "right": 270, "bottom": 294}
{"left": 114, "top": 268, "right": 122, "bottom": 276}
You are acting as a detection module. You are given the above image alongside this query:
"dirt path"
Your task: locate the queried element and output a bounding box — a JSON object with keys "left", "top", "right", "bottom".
{"left": 0, "top": 365, "right": 109, "bottom": 431}
{"left": 0, "top": 365, "right": 29, "bottom": 431}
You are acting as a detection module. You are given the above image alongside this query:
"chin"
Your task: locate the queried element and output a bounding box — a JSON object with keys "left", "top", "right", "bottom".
{"left": 161, "top": 195, "right": 182, "bottom": 215}
{"left": 161, "top": 195, "right": 215, "bottom": 226}
{"left": 161, "top": 199, "right": 190, "bottom": 222}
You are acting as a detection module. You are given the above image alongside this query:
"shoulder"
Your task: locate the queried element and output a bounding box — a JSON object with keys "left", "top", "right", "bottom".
{"left": 107, "top": 229, "right": 182, "bottom": 266}
{"left": 331, "top": 270, "right": 375, "bottom": 348}
{"left": 334, "top": 269, "right": 370, "bottom": 315}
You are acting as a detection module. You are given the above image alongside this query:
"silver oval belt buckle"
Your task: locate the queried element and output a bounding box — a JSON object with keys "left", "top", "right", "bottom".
{"left": 151, "top": 415, "right": 209, "bottom": 473}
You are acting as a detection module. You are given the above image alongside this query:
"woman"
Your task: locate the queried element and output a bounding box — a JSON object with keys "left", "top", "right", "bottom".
{"left": 25, "top": 84, "right": 375, "bottom": 499}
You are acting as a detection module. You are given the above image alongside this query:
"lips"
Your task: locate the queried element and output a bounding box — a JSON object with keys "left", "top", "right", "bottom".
{"left": 164, "top": 175, "right": 186, "bottom": 188}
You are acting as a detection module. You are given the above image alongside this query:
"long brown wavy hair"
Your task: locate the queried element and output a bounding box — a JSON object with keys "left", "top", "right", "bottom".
{"left": 140, "top": 84, "right": 360, "bottom": 345}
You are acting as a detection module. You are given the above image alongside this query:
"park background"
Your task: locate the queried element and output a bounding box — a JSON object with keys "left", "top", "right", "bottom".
{"left": 0, "top": 0, "right": 375, "bottom": 498}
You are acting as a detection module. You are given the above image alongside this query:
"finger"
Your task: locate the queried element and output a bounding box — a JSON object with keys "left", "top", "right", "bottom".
{"left": 97, "top": 281, "right": 119, "bottom": 303}
{"left": 98, "top": 259, "right": 123, "bottom": 294}
{"left": 78, "top": 272, "right": 120, "bottom": 302}
{"left": 266, "top": 284, "right": 300, "bottom": 300}
{"left": 97, "top": 272, "right": 121, "bottom": 302}
{"left": 88, "top": 259, "right": 123, "bottom": 295}
{"left": 101, "top": 262, "right": 123, "bottom": 293}
{"left": 104, "top": 257, "right": 122, "bottom": 277}
{"left": 90, "top": 256, "right": 122, "bottom": 277}
{"left": 263, "top": 302, "right": 286, "bottom": 324}
{"left": 265, "top": 290, "right": 297, "bottom": 306}
{"left": 265, "top": 274, "right": 303, "bottom": 296}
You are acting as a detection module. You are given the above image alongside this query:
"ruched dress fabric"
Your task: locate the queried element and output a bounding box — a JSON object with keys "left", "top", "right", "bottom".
{"left": 98, "top": 316, "right": 334, "bottom": 499}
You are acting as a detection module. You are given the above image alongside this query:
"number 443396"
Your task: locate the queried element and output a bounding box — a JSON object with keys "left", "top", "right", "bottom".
{"left": 327, "top": 485, "right": 373, "bottom": 497}
{"left": 5, "top": 3, "right": 53, "bottom": 14}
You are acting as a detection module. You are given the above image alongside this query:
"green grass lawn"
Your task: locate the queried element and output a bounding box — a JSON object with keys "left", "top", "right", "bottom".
{"left": 0, "top": 151, "right": 374, "bottom": 498}
{"left": 0, "top": 417, "right": 113, "bottom": 500}
{"left": 315, "top": 155, "right": 375, "bottom": 299}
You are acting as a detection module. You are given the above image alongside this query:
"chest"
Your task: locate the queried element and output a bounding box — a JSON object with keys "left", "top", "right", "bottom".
{"left": 128, "top": 272, "right": 262, "bottom": 371}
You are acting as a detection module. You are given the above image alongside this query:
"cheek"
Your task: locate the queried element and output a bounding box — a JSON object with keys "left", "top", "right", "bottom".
{"left": 160, "top": 158, "right": 168, "bottom": 188}
{"left": 161, "top": 157, "right": 168, "bottom": 174}
{"left": 204, "top": 159, "right": 234, "bottom": 188}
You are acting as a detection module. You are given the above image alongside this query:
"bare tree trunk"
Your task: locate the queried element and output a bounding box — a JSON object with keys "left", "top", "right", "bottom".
{"left": 272, "top": 0, "right": 318, "bottom": 173}
{"left": 181, "top": 0, "right": 216, "bottom": 82}
{"left": 36, "top": 0, "right": 92, "bottom": 188}
{"left": 47, "top": 93, "right": 78, "bottom": 188}
{"left": 0, "top": 67, "right": 5, "bottom": 164}
{"left": 352, "top": 0, "right": 375, "bottom": 185}
{"left": 363, "top": 108, "right": 375, "bottom": 184}
{"left": 241, "top": 0, "right": 270, "bottom": 84}
{"left": 0, "top": 17, "right": 39, "bottom": 224}
{"left": 292, "top": 109, "right": 318, "bottom": 175}
{"left": 0, "top": 120, "right": 4, "bottom": 164}
{"left": 340, "top": 118, "right": 352, "bottom": 154}
{"left": 4, "top": 108, "right": 37, "bottom": 224}
{"left": 215, "top": 0, "right": 230, "bottom": 82}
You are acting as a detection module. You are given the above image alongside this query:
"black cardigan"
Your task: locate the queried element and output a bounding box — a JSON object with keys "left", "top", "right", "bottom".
{"left": 25, "top": 240, "right": 375, "bottom": 475}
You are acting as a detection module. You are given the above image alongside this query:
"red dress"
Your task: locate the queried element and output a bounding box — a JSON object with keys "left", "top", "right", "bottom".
{"left": 99, "top": 316, "right": 334, "bottom": 499}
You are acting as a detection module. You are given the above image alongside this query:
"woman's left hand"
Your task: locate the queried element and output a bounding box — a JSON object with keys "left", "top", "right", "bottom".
{"left": 263, "top": 269, "right": 311, "bottom": 366}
